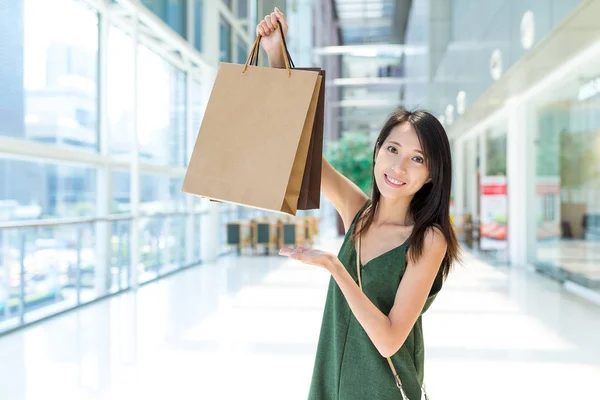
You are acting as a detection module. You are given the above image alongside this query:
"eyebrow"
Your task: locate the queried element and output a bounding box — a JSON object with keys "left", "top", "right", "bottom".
{"left": 388, "top": 141, "right": 424, "bottom": 155}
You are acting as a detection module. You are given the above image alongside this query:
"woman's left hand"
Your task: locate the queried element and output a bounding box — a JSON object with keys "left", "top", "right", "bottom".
{"left": 279, "top": 246, "right": 339, "bottom": 272}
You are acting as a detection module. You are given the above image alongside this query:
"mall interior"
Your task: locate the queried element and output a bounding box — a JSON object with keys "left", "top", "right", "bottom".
{"left": 1, "top": 0, "right": 600, "bottom": 399}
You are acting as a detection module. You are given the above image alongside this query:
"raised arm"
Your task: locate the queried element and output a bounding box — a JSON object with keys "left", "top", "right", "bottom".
{"left": 320, "top": 156, "right": 369, "bottom": 232}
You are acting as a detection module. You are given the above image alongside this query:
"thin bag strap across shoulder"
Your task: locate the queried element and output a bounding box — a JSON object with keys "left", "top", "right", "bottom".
{"left": 355, "top": 234, "right": 430, "bottom": 400}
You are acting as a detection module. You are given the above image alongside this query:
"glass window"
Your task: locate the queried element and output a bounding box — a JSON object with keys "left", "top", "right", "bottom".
{"left": 220, "top": 17, "right": 232, "bottom": 63}
{"left": 138, "top": 174, "right": 185, "bottom": 283}
{"left": 189, "top": 79, "right": 205, "bottom": 164}
{"left": 485, "top": 127, "right": 507, "bottom": 176}
{"left": 535, "top": 93, "right": 600, "bottom": 291}
{"left": 237, "top": 0, "right": 248, "bottom": 19}
{"left": 111, "top": 170, "right": 130, "bottom": 214}
{"left": 107, "top": 26, "right": 134, "bottom": 157}
{"left": 0, "top": 222, "right": 98, "bottom": 327}
{"left": 193, "top": 213, "right": 204, "bottom": 262}
{"left": 169, "top": 177, "right": 186, "bottom": 211}
{"left": 3, "top": 0, "right": 99, "bottom": 150}
{"left": 137, "top": 46, "right": 187, "bottom": 166}
{"left": 141, "top": 0, "right": 186, "bottom": 37}
{"left": 110, "top": 220, "right": 131, "bottom": 293}
{"left": 190, "top": 79, "right": 204, "bottom": 146}
{"left": 237, "top": 38, "right": 247, "bottom": 64}
{"left": 137, "top": 213, "right": 185, "bottom": 283}
{"left": 480, "top": 126, "right": 508, "bottom": 263}
{"left": 166, "top": 215, "right": 186, "bottom": 271}
{"left": 138, "top": 215, "right": 164, "bottom": 283}
{"left": 0, "top": 158, "right": 96, "bottom": 221}
{"left": 140, "top": 174, "right": 185, "bottom": 213}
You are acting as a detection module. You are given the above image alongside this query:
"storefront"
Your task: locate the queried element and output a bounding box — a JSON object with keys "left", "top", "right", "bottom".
{"left": 528, "top": 55, "right": 600, "bottom": 292}
{"left": 454, "top": 118, "right": 509, "bottom": 265}
{"left": 453, "top": 35, "right": 600, "bottom": 297}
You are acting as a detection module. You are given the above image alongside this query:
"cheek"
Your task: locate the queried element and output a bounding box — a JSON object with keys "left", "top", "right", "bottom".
{"left": 373, "top": 154, "right": 385, "bottom": 174}
{"left": 373, "top": 161, "right": 386, "bottom": 189}
{"left": 373, "top": 158, "right": 382, "bottom": 174}
{"left": 410, "top": 166, "right": 430, "bottom": 186}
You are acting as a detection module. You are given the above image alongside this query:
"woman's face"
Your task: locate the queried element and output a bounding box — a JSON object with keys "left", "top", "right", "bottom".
{"left": 373, "top": 122, "right": 431, "bottom": 200}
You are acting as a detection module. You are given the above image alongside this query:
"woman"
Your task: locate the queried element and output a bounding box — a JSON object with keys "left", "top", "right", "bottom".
{"left": 258, "top": 9, "right": 460, "bottom": 400}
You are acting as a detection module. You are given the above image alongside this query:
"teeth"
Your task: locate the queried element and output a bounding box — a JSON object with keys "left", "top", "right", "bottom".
{"left": 387, "top": 175, "right": 403, "bottom": 185}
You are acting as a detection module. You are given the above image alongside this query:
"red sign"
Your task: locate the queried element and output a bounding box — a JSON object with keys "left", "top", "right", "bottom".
{"left": 481, "top": 184, "right": 507, "bottom": 196}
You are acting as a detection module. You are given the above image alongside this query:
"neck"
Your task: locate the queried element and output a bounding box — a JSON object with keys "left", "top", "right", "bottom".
{"left": 373, "top": 195, "right": 413, "bottom": 226}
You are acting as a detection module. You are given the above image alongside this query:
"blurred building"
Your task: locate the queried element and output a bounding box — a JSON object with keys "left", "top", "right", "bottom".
{"left": 0, "top": 0, "right": 598, "bottom": 338}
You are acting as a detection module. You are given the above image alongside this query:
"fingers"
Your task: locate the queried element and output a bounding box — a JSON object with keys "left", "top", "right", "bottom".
{"left": 279, "top": 246, "right": 308, "bottom": 257}
{"left": 256, "top": 19, "right": 269, "bottom": 36}
{"left": 274, "top": 7, "right": 287, "bottom": 30}
{"left": 279, "top": 246, "right": 302, "bottom": 253}
{"left": 256, "top": 8, "right": 286, "bottom": 36}
{"left": 264, "top": 14, "right": 275, "bottom": 30}
{"left": 279, "top": 247, "right": 293, "bottom": 255}
{"left": 258, "top": 20, "right": 268, "bottom": 36}
{"left": 269, "top": 13, "right": 279, "bottom": 30}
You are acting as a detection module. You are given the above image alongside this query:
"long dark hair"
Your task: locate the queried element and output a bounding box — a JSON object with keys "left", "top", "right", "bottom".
{"left": 352, "top": 108, "right": 460, "bottom": 279}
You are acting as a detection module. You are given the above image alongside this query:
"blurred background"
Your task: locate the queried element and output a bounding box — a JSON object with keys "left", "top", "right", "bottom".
{"left": 0, "top": 0, "right": 599, "bottom": 399}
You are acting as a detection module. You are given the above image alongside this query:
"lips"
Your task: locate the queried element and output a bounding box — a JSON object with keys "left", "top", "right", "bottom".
{"left": 384, "top": 174, "right": 406, "bottom": 188}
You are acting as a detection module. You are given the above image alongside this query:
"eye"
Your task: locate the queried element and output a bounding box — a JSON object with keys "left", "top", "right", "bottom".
{"left": 412, "top": 156, "right": 424, "bottom": 163}
{"left": 387, "top": 145, "right": 397, "bottom": 154}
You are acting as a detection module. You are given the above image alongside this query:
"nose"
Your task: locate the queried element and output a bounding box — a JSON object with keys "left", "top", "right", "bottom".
{"left": 391, "top": 160, "right": 407, "bottom": 175}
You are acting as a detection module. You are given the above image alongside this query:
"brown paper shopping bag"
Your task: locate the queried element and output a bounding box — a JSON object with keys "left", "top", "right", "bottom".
{"left": 295, "top": 67, "right": 324, "bottom": 210}
{"left": 247, "top": 24, "right": 325, "bottom": 211}
{"left": 182, "top": 29, "right": 322, "bottom": 215}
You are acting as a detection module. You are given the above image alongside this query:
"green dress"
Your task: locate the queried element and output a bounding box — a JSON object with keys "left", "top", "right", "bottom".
{"left": 308, "top": 203, "right": 444, "bottom": 400}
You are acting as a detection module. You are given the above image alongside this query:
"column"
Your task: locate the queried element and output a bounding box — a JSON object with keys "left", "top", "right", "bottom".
{"left": 286, "top": 0, "right": 312, "bottom": 67}
{"left": 201, "top": 202, "right": 220, "bottom": 263}
{"left": 506, "top": 96, "right": 532, "bottom": 267}
{"left": 186, "top": 0, "right": 195, "bottom": 49}
{"left": 453, "top": 138, "right": 465, "bottom": 221}
{"left": 130, "top": 14, "right": 141, "bottom": 288}
{"left": 185, "top": 69, "right": 196, "bottom": 266}
{"left": 95, "top": 9, "right": 110, "bottom": 297}
{"left": 202, "top": 0, "right": 221, "bottom": 66}
{"left": 466, "top": 137, "right": 478, "bottom": 219}
{"left": 198, "top": 67, "right": 219, "bottom": 263}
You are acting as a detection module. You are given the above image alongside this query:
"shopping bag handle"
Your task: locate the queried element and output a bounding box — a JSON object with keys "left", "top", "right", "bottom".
{"left": 250, "top": 21, "right": 296, "bottom": 69}
{"left": 243, "top": 21, "right": 294, "bottom": 77}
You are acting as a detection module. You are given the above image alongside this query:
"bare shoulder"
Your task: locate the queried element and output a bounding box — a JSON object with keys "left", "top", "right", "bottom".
{"left": 406, "top": 226, "right": 447, "bottom": 270}
{"left": 424, "top": 226, "right": 447, "bottom": 249}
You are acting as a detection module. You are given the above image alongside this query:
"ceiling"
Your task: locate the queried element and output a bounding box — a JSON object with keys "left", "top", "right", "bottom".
{"left": 330, "top": 0, "right": 414, "bottom": 131}
{"left": 448, "top": 0, "right": 600, "bottom": 139}
{"left": 333, "top": 0, "right": 412, "bottom": 45}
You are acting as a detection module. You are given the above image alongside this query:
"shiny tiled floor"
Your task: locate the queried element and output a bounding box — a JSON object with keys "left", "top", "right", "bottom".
{"left": 1, "top": 238, "right": 600, "bottom": 400}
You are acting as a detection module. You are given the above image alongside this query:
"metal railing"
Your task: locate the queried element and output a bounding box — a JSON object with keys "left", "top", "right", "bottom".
{"left": 0, "top": 211, "right": 207, "bottom": 336}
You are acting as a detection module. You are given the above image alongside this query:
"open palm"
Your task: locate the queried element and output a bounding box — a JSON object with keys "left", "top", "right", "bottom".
{"left": 279, "top": 246, "right": 337, "bottom": 270}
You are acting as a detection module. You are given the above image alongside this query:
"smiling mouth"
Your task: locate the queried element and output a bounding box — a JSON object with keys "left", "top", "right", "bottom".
{"left": 384, "top": 174, "right": 406, "bottom": 188}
